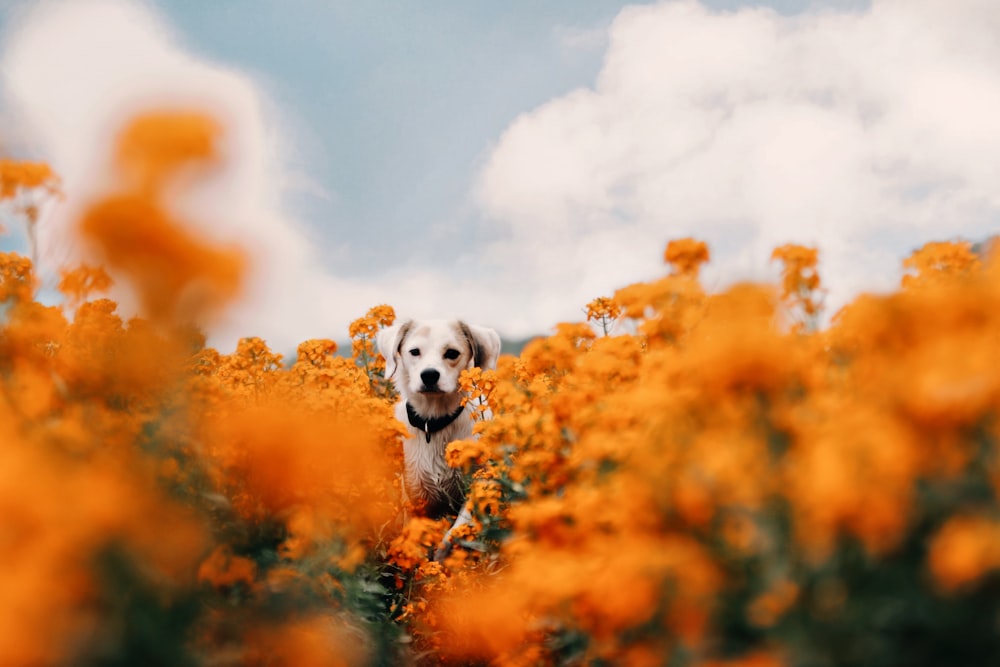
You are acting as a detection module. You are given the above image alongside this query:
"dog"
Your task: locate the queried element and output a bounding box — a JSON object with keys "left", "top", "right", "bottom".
{"left": 376, "top": 319, "right": 501, "bottom": 559}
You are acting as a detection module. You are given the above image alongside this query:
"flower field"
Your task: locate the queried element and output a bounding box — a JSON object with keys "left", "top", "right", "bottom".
{"left": 3, "top": 112, "right": 1000, "bottom": 666}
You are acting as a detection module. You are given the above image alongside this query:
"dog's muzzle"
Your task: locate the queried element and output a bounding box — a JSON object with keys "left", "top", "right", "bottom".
{"left": 419, "top": 368, "right": 441, "bottom": 392}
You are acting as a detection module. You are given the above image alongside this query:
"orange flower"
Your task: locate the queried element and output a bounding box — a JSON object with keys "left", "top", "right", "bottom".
{"left": 748, "top": 579, "right": 800, "bottom": 627}
{"left": 242, "top": 615, "right": 368, "bottom": 667}
{"left": 114, "top": 110, "right": 221, "bottom": 194}
{"left": 198, "top": 545, "right": 258, "bottom": 588}
{"left": 57, "top": 264, "right": 113, "bottom": 308}
{"left": 445, "top": 438, "right": 490, "bottom": 471}
{"left": 349, "top": 304, "right": 396, "bottom": 394}
{"left": 928, "top": 515, "right": 1000, "bottom": 592}
{"left": 665, "top": 238, "right": 711, "bottom": 278}
{"left": 0, "top": 252, "right": 36, "bottom": 304}
{"left": 79, "top": 111, "right": 246, "bottom": 325}
{"left": 201, "top": 397, "right": 398, "bottom": 531}
{"left": 80, "top": 194, "right": 244, "bottom": 325}
{"left": 771, "top": 243, "right": 823, "bottom": 329}
{"left": 0, "top": 159, "right": 59, "bottom": 199}
{"left": 902, "top": 240, "right": 981, "bottom": 290}
{"left": 585, "top": 295, "right": 623, "bottom": 335}
{"left": 388, "top": 517, "right": 448, "bottom": 572}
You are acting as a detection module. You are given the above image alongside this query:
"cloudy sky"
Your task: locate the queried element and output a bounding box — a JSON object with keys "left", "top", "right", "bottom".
{"left": 1, "top": 0, "right": 996, "bottom": 352}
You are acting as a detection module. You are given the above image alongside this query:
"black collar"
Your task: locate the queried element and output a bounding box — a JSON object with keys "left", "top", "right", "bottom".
{"left": 405, "top": 402, "right": 465, "bottom": 443}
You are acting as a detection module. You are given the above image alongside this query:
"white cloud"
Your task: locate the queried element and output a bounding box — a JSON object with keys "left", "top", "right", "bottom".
{"left": 474, "top": 0, "right": 1000, "bottom": 332}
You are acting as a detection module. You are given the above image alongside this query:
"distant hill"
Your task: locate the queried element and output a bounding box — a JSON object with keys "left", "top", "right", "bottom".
{"left": 500, "top": 336, "right": 538, "bottom": 357}
{"left": 972, "top": 235, "right": 997, "bottom": 257}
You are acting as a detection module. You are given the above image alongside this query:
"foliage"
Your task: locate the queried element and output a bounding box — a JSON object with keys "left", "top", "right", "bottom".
{"left": 3, "top": 111, "right": 1000, "bottom": 667}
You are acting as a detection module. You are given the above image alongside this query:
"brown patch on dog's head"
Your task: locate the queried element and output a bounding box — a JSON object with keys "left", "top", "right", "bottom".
{"left": 456, "top": 321, "right": 483, "bottom": 369}
{"left": 375, "top": 319, "right": 413, "bottom": 382}
{"left": 456, "top": 321, "right": 501, "bottom": 371}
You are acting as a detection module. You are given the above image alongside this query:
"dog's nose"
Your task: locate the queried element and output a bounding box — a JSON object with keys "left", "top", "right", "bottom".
{"left": 420, "top": 368, "right": 440, "bottom": 387}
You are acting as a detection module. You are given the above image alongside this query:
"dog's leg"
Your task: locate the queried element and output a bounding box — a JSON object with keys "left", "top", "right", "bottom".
{"left": 399, "top": 472, "right": 411, "bottom": 527}
{"left": 433, "top": 504, "right": 474, "bottom": 562}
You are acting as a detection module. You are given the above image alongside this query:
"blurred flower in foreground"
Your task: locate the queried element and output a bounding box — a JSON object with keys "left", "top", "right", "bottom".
{"left": 79, "top": 111, "right": 245, "bottom": 326}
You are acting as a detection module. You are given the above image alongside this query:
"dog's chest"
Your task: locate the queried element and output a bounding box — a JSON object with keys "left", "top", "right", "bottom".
{"left": 396, "top": 402, "right": 471, "bottom": 515}
{"left": 401, "top": 417, "right": 470, "bottom": 485}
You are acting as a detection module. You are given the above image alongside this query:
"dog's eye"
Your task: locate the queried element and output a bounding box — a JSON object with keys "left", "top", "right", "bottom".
{"left": 409, "top": 348, "right": 421, "bottom": 357}
{"left": 443, "top": 348, "right": 461, "bottom": 361}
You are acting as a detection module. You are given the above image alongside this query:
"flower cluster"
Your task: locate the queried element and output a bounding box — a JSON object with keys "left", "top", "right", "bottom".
{"left": 0, "top": 158, "right": 60, "bottom": 237}
{"left": 0, "top": 115, "right": 409, "bottom": 667}
{"left": 584, "top": 296, "right": 622, "bottom": 335}
{"left": 414, "top": 238, "right": 1000, "bottom": 667}
{"left": 349, "top": 304, "right": 396, "bottom": 397}
{"left": 5, "top": 108, "right": 1000, "bottom": 667}
{"left": 772, "top": 243, "right": 824, "bottom": 331}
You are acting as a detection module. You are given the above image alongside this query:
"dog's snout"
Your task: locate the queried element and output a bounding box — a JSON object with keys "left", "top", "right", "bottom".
{"left": 420, "top": 368, "right": 441, "bottom": 388}
{"left": 420, "top": 368, "right": 441, "bottom": 387}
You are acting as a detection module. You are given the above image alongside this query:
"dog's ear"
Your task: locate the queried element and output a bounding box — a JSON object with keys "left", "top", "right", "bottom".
{"left": 458, "top": 322, "right": 502, "bottom": 371}
{"left": 376, "top": 320, "right": 412, "bottom": 380}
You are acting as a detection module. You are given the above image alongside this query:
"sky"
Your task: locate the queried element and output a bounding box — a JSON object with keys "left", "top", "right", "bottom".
{"left": 1, "top": 0, "right": 997, "bottom": 352}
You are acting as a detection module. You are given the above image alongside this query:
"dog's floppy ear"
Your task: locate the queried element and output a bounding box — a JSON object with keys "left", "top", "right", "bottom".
{"left": 458, "top": 322, "right": 502, "bottom": 371}
{"left": 376, "top": 320, "right": 412, "bottom": 380}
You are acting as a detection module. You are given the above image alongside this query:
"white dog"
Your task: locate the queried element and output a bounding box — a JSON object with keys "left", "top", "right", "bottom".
{"left": 376, "top": 319, "right": 501, "bottom": 559}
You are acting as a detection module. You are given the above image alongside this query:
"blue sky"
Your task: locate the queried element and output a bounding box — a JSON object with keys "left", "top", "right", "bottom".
{"left": 3, "top": 0, "right": 997, "bottom": 352}
{"left": 150, "top": 0, "right": 868, "bottom": 276}
{"left": 161, "top": 1, "right": 634, "bottom": 277}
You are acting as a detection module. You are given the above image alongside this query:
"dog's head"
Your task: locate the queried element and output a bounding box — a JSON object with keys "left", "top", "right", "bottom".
{"left": 376, "top": 319, "right": 501, "bottom": 403}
